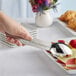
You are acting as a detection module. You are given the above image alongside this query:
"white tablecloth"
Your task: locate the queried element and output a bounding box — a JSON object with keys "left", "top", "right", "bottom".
{"left": 0, "top": 46, "right": 69, "bottom": 76}
{"left": 0, "top": 19, "right": 75, "bottom": 76}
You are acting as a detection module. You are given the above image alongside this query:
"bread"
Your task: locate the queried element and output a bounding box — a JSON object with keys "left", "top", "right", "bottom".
{"left": 59, "top": 10, "right": 76, "bottom": 22}
{"left": 67, "top": 18, "right": 76, "bottom": 31}
{"left": 59, "top": 10, "right": 76, "bottom": 31}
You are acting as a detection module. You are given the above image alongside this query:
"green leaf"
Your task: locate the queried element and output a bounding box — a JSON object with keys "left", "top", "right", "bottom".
{"left": 54, "top": 0, "right": 58, "bottom": 3}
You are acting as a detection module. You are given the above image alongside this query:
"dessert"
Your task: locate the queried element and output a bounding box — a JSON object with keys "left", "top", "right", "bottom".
{"left": 57, "top": 49, "right": 76, "bottom": 70}
{"left": 47, "top": 39, "right": 76, "bottom": 70}
{"left": 59, "top": 10, "right": 76, "bottom": 31}
{"left": 59, "top": 10, "right": 76, "bottom": 22}
{"left": 69, "top": 39, "right": 76, "bottom": 48}
{"left": 51, "top": 43, "right": 72, "bottom": 57}
{"left": 58, "top": 40, "right": 65, "bottom": 44}
{"left": 67, "top": 18, "right": 76, "bottom": 31}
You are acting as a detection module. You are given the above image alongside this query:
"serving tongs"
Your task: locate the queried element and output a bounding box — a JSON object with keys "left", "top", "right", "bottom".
{"left": 0, "top": 32, "right": 72, "bottom": 57}
{"left": 20, "top": 38, "right": 72, "bottom": 57}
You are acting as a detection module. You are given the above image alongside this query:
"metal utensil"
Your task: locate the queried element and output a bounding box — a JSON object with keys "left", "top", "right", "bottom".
{"left": 0, "top": 32, "right": 72, "bottom": 57}
{"left": 20, "top": 38, "right": 72, "bottom": 57}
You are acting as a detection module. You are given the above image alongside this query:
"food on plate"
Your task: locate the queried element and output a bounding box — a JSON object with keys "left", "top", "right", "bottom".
{"left": 59, "top": 10, "right": 76, "bottom": 22}
{"left": 59, "top": 10, "right": 76, "bottom": 31}
{"left": 67, "top": 19, "right": 76, "bottom": 31}
{"left": 57, "top": 49, "right": 76, "bottom": 70}
{"left": 58, "top": 40, "right": 65, "bottom": 44}
{"left": 69, "top": 39, "right": 76, "bottom": 48}
{"left": 51, "top": 42, "right": 72, "bottom": 57}
{"left": 47, "top": 39, "right": 76, "bottom": 70}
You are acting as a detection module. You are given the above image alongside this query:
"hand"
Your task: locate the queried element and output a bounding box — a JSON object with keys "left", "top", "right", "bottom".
{"left": 0, "top": 11, "right": 32, "bottom": 46}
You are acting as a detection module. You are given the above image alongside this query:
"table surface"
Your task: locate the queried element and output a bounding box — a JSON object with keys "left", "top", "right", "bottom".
{"left": 0, "top": 19, "right": 75, "bottom": 76}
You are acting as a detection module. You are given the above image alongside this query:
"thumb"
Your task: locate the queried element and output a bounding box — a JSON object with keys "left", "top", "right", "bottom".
{"left": 20, "top": 32, "right": 33, "bottom": 41}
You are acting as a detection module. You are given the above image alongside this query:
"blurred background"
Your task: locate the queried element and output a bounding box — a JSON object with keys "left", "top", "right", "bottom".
{"left": 0, "top": 0, "right": 76, "bottom": 19}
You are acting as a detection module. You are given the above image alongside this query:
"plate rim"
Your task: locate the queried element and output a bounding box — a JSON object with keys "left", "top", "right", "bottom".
{"left": 56, "top": 19, "right": 76, "bottom": 35}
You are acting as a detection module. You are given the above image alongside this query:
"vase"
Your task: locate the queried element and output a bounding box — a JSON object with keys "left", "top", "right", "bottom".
{"left": 35, "top": 10, "right": 53, "bottom": 27}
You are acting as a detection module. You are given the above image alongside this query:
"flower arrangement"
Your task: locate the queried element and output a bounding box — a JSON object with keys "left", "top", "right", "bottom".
{"left": 29, "top": 0, "right": 58, "bottom": 12}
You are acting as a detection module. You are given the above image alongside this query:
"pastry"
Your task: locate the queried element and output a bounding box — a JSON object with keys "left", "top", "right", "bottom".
{"left": 57, "top": 49, "right": 76, "bottom": 70}
{"left": 67, "top": 18, "right": 76, "bottom": 31}
{"left": 59, "top": 10, "right": 76, "bottom": 22}
{"left": 59, "top": 10, "right": 76, "bottom": 31}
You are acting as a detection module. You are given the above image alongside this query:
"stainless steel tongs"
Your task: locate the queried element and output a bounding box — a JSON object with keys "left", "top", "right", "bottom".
{"left": 20, "top": 38, "right": 72, "bottom": 57}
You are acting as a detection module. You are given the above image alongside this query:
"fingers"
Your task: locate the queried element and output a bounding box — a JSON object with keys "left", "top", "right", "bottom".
{"left": 6, "top": 32, "right": 33, "bottom": 41}
{"left": 16, "top": 26, "right": 33, "bottom": 41}
{"left": 6, "top": 37, "right": 25, "bottom": 46}
{"left": 15, "top": 24, "right": 33, "bottom": 41}
{"left": 20, "top": 32, "right": 33, "bottom": 41}
{"left": 5, "top": 26, "right": 33, "bottom": 41}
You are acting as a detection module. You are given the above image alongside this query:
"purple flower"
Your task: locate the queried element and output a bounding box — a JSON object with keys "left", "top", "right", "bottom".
{"left": 44, "top": 0, "right": 49, "bottom": 7}
{"left": 29, "top": 0, "right": 58, "bottom": 13}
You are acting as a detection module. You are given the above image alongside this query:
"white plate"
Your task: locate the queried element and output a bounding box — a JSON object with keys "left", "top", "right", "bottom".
{"left": 43, "top": 37, "right": 76, "bottom": 75}
{"left": 56, "top": 19, "right": 76, "bottom": 36}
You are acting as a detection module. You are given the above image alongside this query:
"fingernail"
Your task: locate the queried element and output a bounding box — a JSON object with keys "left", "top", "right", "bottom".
{"left": 27, "top": 36, "right": 33, "bottom": 40}
{"left": 26, "top": 35, "right": 33, "bottom": 41}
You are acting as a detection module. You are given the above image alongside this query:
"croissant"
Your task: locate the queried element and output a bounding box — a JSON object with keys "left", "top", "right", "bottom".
{"left": 59, "top": 10, "right": 76, "bottom": 22}
{"left": 67, "top": 18, "right": 76, "bottom": 31}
